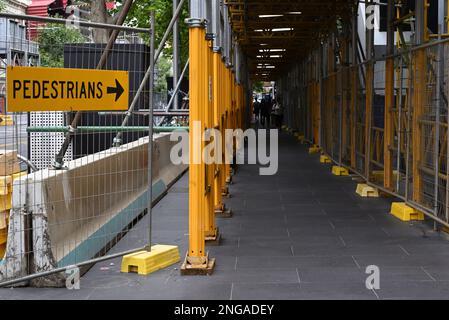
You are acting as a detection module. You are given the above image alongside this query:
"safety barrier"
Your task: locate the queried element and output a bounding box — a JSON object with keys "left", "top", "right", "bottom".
{"left": 0, "top": 133, "right": 187, "bottom": 286}
{"left": 0, "top": 7, "right": 193, "bottom": 286}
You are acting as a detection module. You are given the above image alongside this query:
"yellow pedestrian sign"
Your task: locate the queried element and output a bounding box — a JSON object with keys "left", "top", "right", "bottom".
{"left": 6, "top": 66, "right": 129, "bottom": 112}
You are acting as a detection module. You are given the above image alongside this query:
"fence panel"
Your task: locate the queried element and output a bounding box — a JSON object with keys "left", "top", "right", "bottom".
{"left": 0, "top": 15, "right": 185, "bottom": 287}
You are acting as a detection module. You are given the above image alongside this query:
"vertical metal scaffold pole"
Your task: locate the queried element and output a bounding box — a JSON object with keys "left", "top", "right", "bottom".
{"left": 434, "top": 22, "right": 443, "bottom": 224}
{"left": 173, "top": 0, "right": 179, "bottom": 110}
{"left": 181, "top": 0, "right": 215, "bottom": 275}
{"left": 365, "top": 0, "right": 374, "bottom": 181}
{"left": 350, "top": 6, "right": 357, "bottom": 168}
{"left": 412, "top": 0, "right": 426, "bottom": 203}
{"left": 146, "top": 11, "right": 156, "bottom": 251}
{"left": 384, "top": 0, "right": 395, "bottom": 190}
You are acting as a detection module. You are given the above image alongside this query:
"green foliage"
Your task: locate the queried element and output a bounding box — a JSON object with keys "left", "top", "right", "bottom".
{"left": 116, "top": 0, "right": 189, "bottom": 67}
{"left": 38, "top": 24, "right": 85, "bottom": 67}
{"left": 0, "top": 0, "right": 5, "bottom": 12}
{"left": 112, "top": 0, "right": 189, "bottom": 93}
{"left": 253, "top": 81, "right": 264, "bottom": 93}
{"left": 155, "top": 55, "right": 172, "bottom": 92}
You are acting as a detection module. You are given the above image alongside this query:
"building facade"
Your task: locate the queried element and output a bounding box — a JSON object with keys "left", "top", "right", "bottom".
{"left": 4, "top": 0, "right": 31, "bottom": 15}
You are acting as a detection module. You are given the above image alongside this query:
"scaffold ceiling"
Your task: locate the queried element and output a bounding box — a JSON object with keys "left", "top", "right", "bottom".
{"left": 225, "top": 0, "right": 355, "bottom": 81}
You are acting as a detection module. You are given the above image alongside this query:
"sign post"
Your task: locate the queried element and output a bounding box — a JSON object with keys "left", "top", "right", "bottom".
{"left": 7, "top": 66, "right": 129, "bottom": 112}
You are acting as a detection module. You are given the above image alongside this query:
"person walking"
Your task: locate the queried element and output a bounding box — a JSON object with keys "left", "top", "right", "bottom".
{"left": 259, "top": 98, "right": 267, "bottom": 127}
{"left": 273, "top": 98, "right": 283, "bottom": 129}
{"left": 261, "top": 97, "right": 271, "bottom": 128}
{"left": 253, "top": 97, "right": 260, "bottom": 123}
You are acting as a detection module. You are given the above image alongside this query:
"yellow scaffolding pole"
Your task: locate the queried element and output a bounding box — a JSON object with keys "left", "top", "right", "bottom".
{"left": 204, "top": 40, "right": 218, "bottom": 242}
{"left": 365, "top": 62, "right": 374, "bottom": 180}
{"left": 384, "top": 57, "right": 395, "bottom": 190}
{"left": 225, "top": 68, "right": 232, "bottom": 184}
{"left": 212, "top": 52, "right": 224, "bottom": 213}
{"left": 181, "top": 26, "right": 215, "bottom": 275}
{"left": 221, "top": 62, "right": 229, "bottom": 196}
{"left": 412, "top": 48, "right": 426, "bottom": 203}
{"left": 350, "top": 65, "right": 357, "bottom": 168}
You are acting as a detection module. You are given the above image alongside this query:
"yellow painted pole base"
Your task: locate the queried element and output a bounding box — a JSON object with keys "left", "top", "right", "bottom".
{"left": 320, "top": 155, "right": 332, "bottom": 164}
{"left": 205, "top": 227, "right": 221, "bottom": 246}
{"left": 221, "top": 186, "right": 231, "bottom": 198}
{"left": 215, "top": 204, "right": 233, "bottom": 218}
{"left": 309, "top": 145, "right": 321, "bottom": 154}
{"left": 390, "top": 202, "right": 425, "bottom": 222}
{"left": 356, "top": 183, "right": 379, "bottom": 197}
{"left": 332, "top": 166, "right": 349, "bottom": 176}
{"left": 121, "top": 245, "right": 180, "bottom": 275}
{"left": 180, "top": 252, "right": 215, "bottom": 276}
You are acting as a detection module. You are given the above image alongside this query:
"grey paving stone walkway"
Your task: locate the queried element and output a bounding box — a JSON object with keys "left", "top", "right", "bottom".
{"left": 3, "top": 132, "right": 449, "bottom": 300}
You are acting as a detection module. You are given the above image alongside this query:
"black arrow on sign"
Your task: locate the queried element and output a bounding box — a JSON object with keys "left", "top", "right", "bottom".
{"left": 107, "top": 79, "right": 124, "bottom": 102}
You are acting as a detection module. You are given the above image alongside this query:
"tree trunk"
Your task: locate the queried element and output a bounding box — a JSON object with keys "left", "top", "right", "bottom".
{"left": 89, "top": 0, "right": 111, "bottom": 43}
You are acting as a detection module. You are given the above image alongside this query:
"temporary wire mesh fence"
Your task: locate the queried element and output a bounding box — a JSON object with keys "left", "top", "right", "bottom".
{"left": 280, "top": 39, "right": 449, "bottom": 227}
{"left": 0, "top": 14, "right": 174, "bottom": 287}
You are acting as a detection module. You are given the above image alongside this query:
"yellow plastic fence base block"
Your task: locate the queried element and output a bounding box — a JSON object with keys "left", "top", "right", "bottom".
{"left": 356, "top": 184, "right": 379, "bottom": 197}
{"left": 332, "top": 166, "right": 349, "bottom": 176}
{"left": 309, "top": 145, "right": 321, "bottom": 154}
{"left": 390, "top": 202, "right": 425, "bottom": 222}
{"left": 320, "top": 155, "right": 332, "bottom": 164}
{"left": 0, "top": 115, "right": 14, "bottom": 126}
{"left": 121, "top": 245, "right": 180, "bottom": 275}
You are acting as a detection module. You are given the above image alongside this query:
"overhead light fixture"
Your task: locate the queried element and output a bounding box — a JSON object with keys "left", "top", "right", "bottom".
{"left": 287, "top": 11, "right": 302, "bottom": 15}
{"left": 255, "top": 28, "right": 292, "bottom": 32}
{"left": 260, "top": 43, "right": 268, "bottom": 46}
{"left": 272, "top": 28, "right": 293, "bottom": 32}
{"left": 259, "top": 14, "right": 283, "bottom": 18}
{"left": 270, "top": 55, "right": 282, "bottom": 58}
{"left": 259, "top": 49, "right": 286, "bottom": 53}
